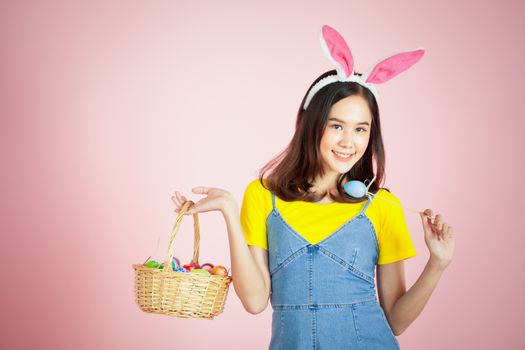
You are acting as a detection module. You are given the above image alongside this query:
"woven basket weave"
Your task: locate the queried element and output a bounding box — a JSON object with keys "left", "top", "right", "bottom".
{"left": 133, "top": 201, "right": 232, "bottom": 319}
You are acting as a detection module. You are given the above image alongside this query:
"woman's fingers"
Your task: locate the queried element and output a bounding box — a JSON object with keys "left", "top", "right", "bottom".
{"left": 448, "top": 226, "right": 455, "bottom": 238}
{"left": 443, "top": 223, "right": 455, "bottom": 240}
{"left": 172, "top": 191, "right": 191, "bottom": 213}
{"left": 421, "top": 208, "right": 454, "bottom": 242}
{"left": 420, "top": 210, "right": 430, "bottom": 225}
{"left": 421, "top": 209, "right": 443, "bottom": 238}
{"left": 172, "top": 192, "right": 182, "bottom": 207}
{"left": 171, "top": 196, "right": 180, "bottom": 209}
{"left": 441, "top": 223, "right": 449, "bottom": 240}
{"left": 420, "top": 209, "right": 433, "bottom": 231}
{"left": 178, "top": 191, "right": 188, "bottom": 201}
{"left": 434, "top": 214, "right": 443, "bottom": 232}
{"left": 174, "top": 191, "right": 191, "bottom": 204}
{"left": 176, "top": 191, "right": 184, "bottom": 204}
{"left": 172, "top": 187, "right": 214, "bottom": 215}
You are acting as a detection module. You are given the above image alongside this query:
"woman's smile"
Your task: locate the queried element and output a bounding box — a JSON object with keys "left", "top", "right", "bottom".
{"left": 332, "top": 150, "right": 355, "bottom": 161}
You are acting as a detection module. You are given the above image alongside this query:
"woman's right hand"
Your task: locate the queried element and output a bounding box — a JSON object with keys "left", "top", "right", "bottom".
{"left": 171, "top": 187, "right": 236, "bottom": 215}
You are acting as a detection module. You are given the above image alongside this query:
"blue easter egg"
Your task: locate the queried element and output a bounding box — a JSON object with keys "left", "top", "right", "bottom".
{"left": 344, "top": 180, "right": 367, "bottom": 198}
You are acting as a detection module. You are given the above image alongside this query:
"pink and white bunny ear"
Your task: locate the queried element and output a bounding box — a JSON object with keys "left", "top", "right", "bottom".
{"left": 364, "top": 48, "right": 425, "bottom": 84}
{"left": 320, "top": 25, "right": 354, "bottom": 79}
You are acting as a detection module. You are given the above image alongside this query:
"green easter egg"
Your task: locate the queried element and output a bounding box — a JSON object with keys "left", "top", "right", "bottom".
{"left": 191, "top": 269, "right": 210, "bottom": 275}
{"left": 145, "top": 260, "right": 159, "bottom": 268}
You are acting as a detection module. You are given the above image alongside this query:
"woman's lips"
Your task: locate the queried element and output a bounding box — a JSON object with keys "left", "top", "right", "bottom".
{"left": 332, "top": 150, "right": 354, "bottom": 162}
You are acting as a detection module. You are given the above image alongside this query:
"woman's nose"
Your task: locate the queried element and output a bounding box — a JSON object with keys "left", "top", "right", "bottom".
{"left": 339, "top": 132, "right": 354, "bottom": 147}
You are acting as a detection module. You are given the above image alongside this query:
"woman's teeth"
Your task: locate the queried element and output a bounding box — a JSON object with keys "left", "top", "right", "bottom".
{"left": 333, "top": 151, "right": 353, "bottom": 159}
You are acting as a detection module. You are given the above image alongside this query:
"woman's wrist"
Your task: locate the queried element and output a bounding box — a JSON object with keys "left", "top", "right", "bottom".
{"left": 427, "top": 256, "right": 450, "bottom": 272}
{"left": 221, "top": 195, "right": 239, "bottom": 218}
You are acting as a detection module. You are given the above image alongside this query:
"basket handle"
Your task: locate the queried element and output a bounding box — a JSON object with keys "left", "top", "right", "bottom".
{"left": 163, "top": 200, "right": 201, "bottom": 272}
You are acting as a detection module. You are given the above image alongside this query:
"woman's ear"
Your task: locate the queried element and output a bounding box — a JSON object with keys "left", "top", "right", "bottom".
{"left": 364, "top": 48, "right": 425, "bottom": 84}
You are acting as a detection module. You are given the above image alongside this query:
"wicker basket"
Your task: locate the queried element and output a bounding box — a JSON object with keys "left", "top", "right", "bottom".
{"left": 133, "top": 200, "right": 232, "bottom": 319}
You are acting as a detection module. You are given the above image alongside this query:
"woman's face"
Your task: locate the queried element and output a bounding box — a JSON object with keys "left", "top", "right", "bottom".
{"left": 319, "top": 95, "right": 373, "bottom": 181}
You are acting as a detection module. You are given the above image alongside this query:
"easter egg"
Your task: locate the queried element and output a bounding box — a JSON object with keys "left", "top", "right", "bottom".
{"left": 172, "top": 257, "right": 181, "bottom": 268}
{"left": 210, "top": 265, "right": 228, "bottom": 276}
{"left": 343, "top": 180, "right": 367, "bottom": 198}
{"left": 200, "top": 263, "right": 214, "bottom": 272}
{"left": 188, "top": 261, "right": 201, "bottom": 269}
{"left": 182, "top": 264, "right": 195, "bottom": 272}
{"left": 145, "top": 260, "right": 159, "bottom": 268}
{"left": 191, "top": 269, "right": 210, "bottom": 275}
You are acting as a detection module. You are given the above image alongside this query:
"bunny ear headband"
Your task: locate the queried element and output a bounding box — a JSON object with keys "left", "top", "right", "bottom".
{"left": 303, "top": 25, "right": 425, "bottom": 110}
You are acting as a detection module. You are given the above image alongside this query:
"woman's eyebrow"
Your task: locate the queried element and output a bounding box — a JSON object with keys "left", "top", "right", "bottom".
{"left": 328, "top": 117, "right": 370, "bottom": 126}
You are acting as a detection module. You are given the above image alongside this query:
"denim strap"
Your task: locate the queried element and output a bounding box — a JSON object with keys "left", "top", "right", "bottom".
{"left": 359, "top": 195, "right": 374, "bottom": 215}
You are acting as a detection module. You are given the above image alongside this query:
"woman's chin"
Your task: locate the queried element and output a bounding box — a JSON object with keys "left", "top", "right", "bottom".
{"left": 333, "top": 163, "right": 355, "bottom": 174}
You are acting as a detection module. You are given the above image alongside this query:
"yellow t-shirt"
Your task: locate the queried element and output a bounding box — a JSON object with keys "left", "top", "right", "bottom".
{"left": 240, "top": 178, "right": 417, "bottom": 265}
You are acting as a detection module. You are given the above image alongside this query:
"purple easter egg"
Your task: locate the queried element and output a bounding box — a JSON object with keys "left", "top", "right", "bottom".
{"left": 200, "top": 263, "right": 214, "bottom": 272}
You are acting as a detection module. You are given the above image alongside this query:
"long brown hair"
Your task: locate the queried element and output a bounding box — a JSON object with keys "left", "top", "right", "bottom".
{"left": 258, "top": 69, "right": 386, "bottom": 203}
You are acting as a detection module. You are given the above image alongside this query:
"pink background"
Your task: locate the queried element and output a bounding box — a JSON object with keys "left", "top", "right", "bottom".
{"left": 1, "top": 0, "right": 524, "bottom": 349}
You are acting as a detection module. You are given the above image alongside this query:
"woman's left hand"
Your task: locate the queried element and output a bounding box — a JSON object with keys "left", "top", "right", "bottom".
{"left": 420, "top": 209, "right": 455, "bottom": 269}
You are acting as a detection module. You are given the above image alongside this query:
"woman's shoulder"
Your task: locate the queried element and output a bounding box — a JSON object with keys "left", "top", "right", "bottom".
{"left": 245, "top": 178, "right": 270, "bottom": 193}
{"left": 242, "top": 178, "right": 272, "bottom": 215}
{"left": 375, "top": 188, "right": 401, "bottom": 204}
{"left": 243, "top": 178, "right": 272, "bottom": 204}
{"left": 370, "top": 188, "right": 404, "bottom": 220}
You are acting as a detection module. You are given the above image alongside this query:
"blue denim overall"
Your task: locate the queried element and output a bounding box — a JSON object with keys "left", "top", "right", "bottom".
{"left": 267, "top": 192, "right": 400, "bottom": 350}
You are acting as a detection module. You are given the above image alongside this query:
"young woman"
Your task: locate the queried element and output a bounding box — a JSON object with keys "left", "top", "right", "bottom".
{"left": 172, "top": 26, "right": 455, "bottom": 349}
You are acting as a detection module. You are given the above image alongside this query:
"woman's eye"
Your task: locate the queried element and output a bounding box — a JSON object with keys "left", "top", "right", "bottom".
{"left": 331, "top": 124, "right": 367, "bottom": 132}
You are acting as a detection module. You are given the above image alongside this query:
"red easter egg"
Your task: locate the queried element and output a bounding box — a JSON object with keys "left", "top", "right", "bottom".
{"left": 182, "top": 264, "right": 195, "bottom": 272}
{"left": 188, "top": 261, "right": 200, "bottom": 269}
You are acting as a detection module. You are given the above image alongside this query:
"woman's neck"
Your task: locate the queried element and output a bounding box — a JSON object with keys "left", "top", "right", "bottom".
{"left": 310, "top": 174, "right": 342, "bottom": 202}
{"left": 314, "top": 196, "right": 335, "bottom": 204}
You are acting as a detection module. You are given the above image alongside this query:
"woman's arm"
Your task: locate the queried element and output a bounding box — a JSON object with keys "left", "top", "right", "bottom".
{"left": 377, "top": 209, "right": 455, "bottom": 336}
{"left": 222, "top": 201, "right": 271, "bottom": 314}
{"left": 377, "top": 259, "right": 446, "bottom": 336}
{"left": 172, "top": 188, "right": 271, "bottom": 315}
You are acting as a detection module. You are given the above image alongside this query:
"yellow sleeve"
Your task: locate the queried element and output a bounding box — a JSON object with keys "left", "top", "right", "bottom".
{"left": 240, "top": 179, "right": 270, "bottom": 250}
{"left": 376, "top": 189, "right": 417, "bottom": 265}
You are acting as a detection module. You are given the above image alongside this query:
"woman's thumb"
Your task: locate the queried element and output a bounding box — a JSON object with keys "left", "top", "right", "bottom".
{"left": 192, "top": 186, "right": 208, "bottom": 194}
